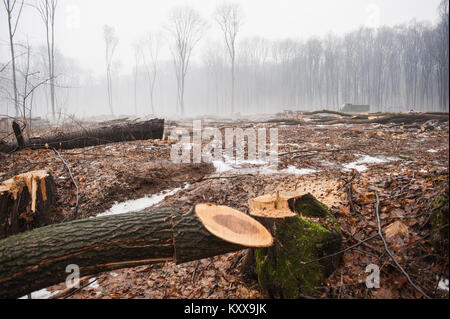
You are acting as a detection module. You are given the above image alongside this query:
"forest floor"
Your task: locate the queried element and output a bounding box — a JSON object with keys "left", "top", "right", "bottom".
{"left": 0, "top": 116, "right": 448, "bottom": 299}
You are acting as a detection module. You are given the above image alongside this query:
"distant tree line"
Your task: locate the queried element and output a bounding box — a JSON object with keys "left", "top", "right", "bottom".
{"left": 1, "top": 1, "right": 448, "bottom": 121}
{"left": 98, "top": 0, "right": 450, "bottom": 116}
{"left": 210, "top": 1, "right": 449, "bottom": 113}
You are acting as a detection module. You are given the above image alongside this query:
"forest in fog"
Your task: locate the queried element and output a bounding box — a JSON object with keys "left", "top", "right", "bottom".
{"left": 0, "top": 0, "right": 449, "bottom": 120}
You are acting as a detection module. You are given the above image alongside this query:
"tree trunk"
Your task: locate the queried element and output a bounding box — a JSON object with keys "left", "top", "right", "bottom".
{"left": 0, "top": 119, "right": 165, "bottom": 153}
{"left": 0, "top": 170, "right": 56, "bottom": 240}
{"left": 0, "top": 204, "right": 272, "bottom": 299}
{"left": 12, "top": 121, "right": 25, "bottom": 149}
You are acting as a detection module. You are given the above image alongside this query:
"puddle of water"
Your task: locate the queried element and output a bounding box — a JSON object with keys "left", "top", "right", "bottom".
{"left": 96, "top": 184, "right": 190, "bottom": 217}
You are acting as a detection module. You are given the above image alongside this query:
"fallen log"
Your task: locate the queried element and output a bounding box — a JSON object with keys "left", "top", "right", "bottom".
{"left": 0, "top": 170, "right": 56, "bottom": 239}
{"left": 0, "top": 118, "right": 165, "bottom": 153}
{"left": 268, "top": 112, "right": 449, "bottom": 126}
{"left": 0, "top": 203, "right": 272, "bottom": 299}
{"left": 300, "top": 109, "right": 354, "bottom": 117}
{"left": 310, "top": 113, "right": 449, "bottom": 125}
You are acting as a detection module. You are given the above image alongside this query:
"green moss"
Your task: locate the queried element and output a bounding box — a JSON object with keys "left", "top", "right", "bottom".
{"left": 294, "top": 194, "right": 331, "bottom": 218}
{"left": 431, "top": 187, "right": 449, "bottom": 249}
{"left": 255, "top": 205, "right": 342, "bottom": 298}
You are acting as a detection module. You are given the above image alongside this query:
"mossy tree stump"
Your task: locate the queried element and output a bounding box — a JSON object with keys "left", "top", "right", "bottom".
{"left": 431, "top": 187, "right": 449, "bottom": 252}
{"left": 0, "top": 170, "right": 56, "bottom": 239}
{"left": 248, "top": 192, "right": 342, "bottom": 299}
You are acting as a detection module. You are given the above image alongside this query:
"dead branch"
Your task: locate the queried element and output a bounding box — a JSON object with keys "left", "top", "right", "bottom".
{"left": 374, "top": 191, "right": 431, "bottom": 299}
{"left": 53, "top": 148, "right": 79, "bottom": 217}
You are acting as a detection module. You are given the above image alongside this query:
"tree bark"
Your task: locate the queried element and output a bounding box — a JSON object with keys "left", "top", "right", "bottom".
{"left": 0, "top": 170, "right": 56, "bottom": 240}
{"left": 0, "top": 205, "right": 270, "bottom": 299}
{"left": 12, "top": 121, "right": 25, "bottom": 149}
{"left": 0, "top": 119, "right": 165, "bottom": 153}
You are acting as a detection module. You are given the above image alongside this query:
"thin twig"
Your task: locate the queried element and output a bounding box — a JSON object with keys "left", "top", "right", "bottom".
{"left": 62, "top": 277, "right": 98, "bottom": 299}
{"left": 53, "top": 148, "right": 79, "bottom": 216}
{"left": 192, "top": 261, "right": 200, "bottom": 285}
{"left": 375, "top": 191, "right": 432, "bottom": 299}
{"left": 337, "top": 171, "right": 357, "bottom": 192}
{"left": 170, "top": 173, "right": 255, "bottom": 184}
{"left": 280, "top": 146, "right": 366, "bottom": 157}
{"left": 300, "top": 233, "right": 379, "bottom": 265}
{"left": 347, "top": 183, "right": 357, "bottom": 215}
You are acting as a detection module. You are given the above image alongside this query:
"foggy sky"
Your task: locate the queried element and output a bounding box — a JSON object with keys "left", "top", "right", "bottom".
{"left": 0, "top": 0, "right": 442, "bottom": 76}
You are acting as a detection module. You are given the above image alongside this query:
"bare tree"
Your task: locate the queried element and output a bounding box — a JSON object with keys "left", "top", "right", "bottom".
{"left": 36, "top": 0, "right": 57, "bottom": 120}
{"left": 214, "top": 2, "right": 244, "bottom": 115}
{"left": 2, "top": 0, "right": 24, "bottom": 117}
{"left": 103, "top": 25, "right": 119, "bottom": 116}
{"left": 203, "top": 42, "right": 227, "bottom": 114}
{"left": 140, "top": 33, "right": 161, "bottom": 115}
{"left": 132, "top": 42, "right": 140, "bottom": 115}
{"left": 167, "top": 6, "right": 206, "bottom": 118}
{"left": 16, "top": 41, "right": 51, "bottom": 133}
{"left": 436, "top": 0, "right": 449, "bottom": 110}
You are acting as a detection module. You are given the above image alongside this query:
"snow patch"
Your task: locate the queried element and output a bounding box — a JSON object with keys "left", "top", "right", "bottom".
{"left": 88, "top": 278, "right": 99, "bottom": 289}
{"left": 96, "top": 184, "right": 190, "bottom": 217}
{"left": 343, "top": 155, "right": 399, "bottom": 172}
{"left": 437, "top": 277, "right": 449, "bottom": 291}
{"left": 343, "top": 163, "right": 369, "bottom": 172}
{"left": 19, "top": 288, "right": 60, "bottom": 299}
{"left": 212, "top": 160, "right": 233, "bottom": 173}
{"left": 427, "top": 149, "right": 439, "bottom": 153}
{"left": 280, "top": 166, "right": 317, "bottom": 175}
{"left": 212, "top": 153, "right": 317, "bottom": 176}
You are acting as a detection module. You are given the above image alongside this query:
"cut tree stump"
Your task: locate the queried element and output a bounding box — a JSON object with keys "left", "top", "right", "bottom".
{"left": 0, "top": 203, "right": 272, "bottom": 299}
{"left": 246, "top": 192, "right": 342, "bottom": 299}
{"left": 0, "top": 118, "right": 165, "bottom": 153}
{"left": 0, "top": 170, "right": 56, "bottom": 239}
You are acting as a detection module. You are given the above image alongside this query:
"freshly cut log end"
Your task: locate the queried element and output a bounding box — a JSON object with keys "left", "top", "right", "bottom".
{"left": 195, "top": 203, "right": 273, "bottom": 248}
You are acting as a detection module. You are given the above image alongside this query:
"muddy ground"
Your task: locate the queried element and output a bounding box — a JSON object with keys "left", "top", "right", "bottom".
{"left": 0, "top": 118, "right": 448, "bottom": 299}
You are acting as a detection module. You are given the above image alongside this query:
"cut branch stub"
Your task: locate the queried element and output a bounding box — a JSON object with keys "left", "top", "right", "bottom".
{"left": 194, "top": 203, "right": 273, "bottom": 248}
